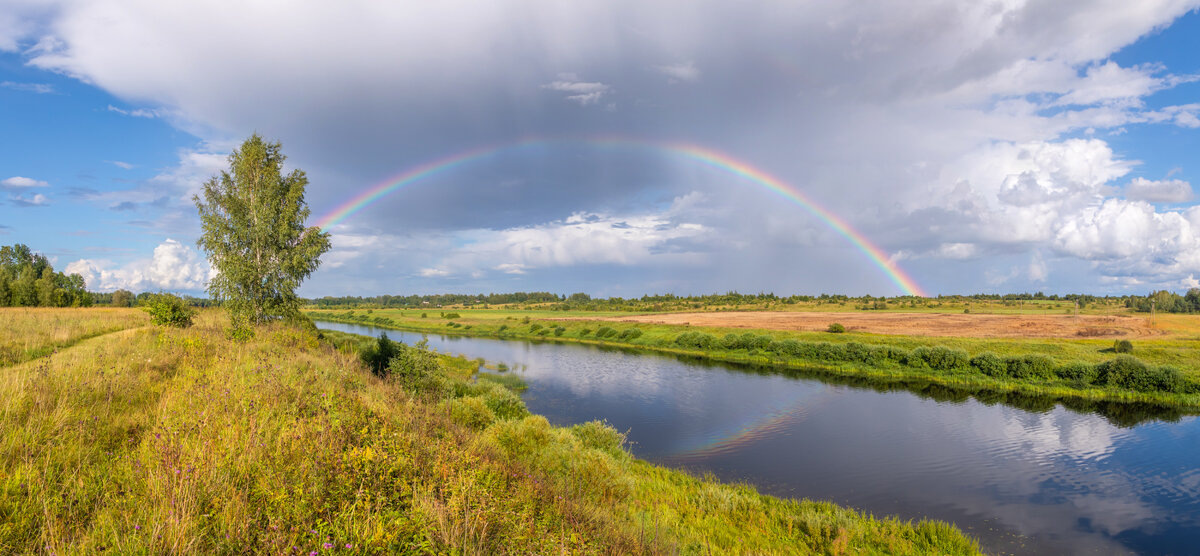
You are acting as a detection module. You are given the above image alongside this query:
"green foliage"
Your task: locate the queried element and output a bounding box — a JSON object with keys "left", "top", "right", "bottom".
{"left": 1114, "top": 339, "right": 1134, "bottom": 353}
{"left": 617, "top": 328, "right": 643, "bottom": 340}
{"left": 359, "top": 332, "right": 398, "bottom": 378}
{"left": 443, "top": 312, "right": 461, "bottom": 319}
{"left": 674, "top": 331, "right": 718, "bottom": 349}
{"left": 1002, "top": 354, "right": 1056, "bottom": 380}
{"left": 595, "top": 326, "right": 619, "bottom": 339}
{"left": 110, "top": 289, "right": 134, "bottom": 307}
{"left": 528, "top": 323, "right": 543, "bottom": 332}
{"left": 827, "top": 322, "right": 846, "bottom": 333}
{"left": 140, "top": 293, "right": 196, "bottom": 328}
{"left": 497, "top": 324, "right": 508, "bottom": 332}
{"left": 1097, "top": 356, "right": 1184, "bottom": 393}
{"left": 1054, "top": 362, "right": 1098, "bottom": 384}
{"left": 908, "top": 346, "right": 969, "bottom": 371}
{"left": 194, "top": 134, "right": 331, "bottom": 326}
{"left": 0, "top": 243, "right": 92, "bottom": 307}
{"left": 579, "top": 328, "right": 592, "bottom": 336}
{"left": 553, "top": 326, "right": 566, "bottom": 336}
{"left": 969, "top": 353, "right": 1006, "bottom": 377}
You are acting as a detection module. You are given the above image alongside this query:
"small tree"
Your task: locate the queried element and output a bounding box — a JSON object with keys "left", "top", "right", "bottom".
{"left": 111, "top": 289, "right": 134, "bottom": 307}
{"left": 194, "top": 134, "right": 331, "bottom": 328}
{"left": 142, "top": 293, "right": 196, "bottom": 327}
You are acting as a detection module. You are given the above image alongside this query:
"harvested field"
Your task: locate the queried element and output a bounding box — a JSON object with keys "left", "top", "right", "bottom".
{"left": 570, "top": 311, "right": 1163, "bottom": 339}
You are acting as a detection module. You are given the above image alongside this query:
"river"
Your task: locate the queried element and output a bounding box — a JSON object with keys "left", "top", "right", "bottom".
{"left": 315, "top": 320, "right": 1200, "bottom": 555}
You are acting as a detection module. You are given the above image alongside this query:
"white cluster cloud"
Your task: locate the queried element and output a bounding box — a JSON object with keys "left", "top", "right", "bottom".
{"left": 541, "top": 74, "right": 611, "bottom": 106}
{"left": 9, "top": 193, "right": 49, "bottom": 207}
{"left": 2, "top": 176, "right": 49, "bottom": 188}
{"left": 418, "top": 206, "right": 707, "bottom": 278}
{"left": 1125, "top": 177, "right": 1193, "bottom": 203}
{"left": 65, "top": 238, "right": 214, "bottom": 292}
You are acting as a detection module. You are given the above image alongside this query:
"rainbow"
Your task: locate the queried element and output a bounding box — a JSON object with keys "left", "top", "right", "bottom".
{"left": 315, "top": 138, "right": 926, "bottom": 297}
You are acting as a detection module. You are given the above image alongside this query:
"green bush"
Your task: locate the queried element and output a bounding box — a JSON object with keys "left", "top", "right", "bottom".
{"left": 481, "top": 385, "right": 530, "bottom": 420}
{"left": 1003, "top": 355, "right": 1056, "bottom": 380}
{"left": 497, "top": 324, "right": 509, "bottom": 332}
{"left": 579, "top": 328, "right": 592, "bottom": 336}
{"left": 617, "top": 328, "right": 643, "bottom": 340}
{"left": 1114, "top": 339, "right": 1133, "bottom": 353}
{"left": 359, "top": 332, "right": 398, "bottom": 378}
{"left": 674, "top": 331, "right": 717, "bottom": 349}
{"left": 595, "top": 326, "right": 618, "bottom": 339}
{"left": 1097, "top": 356, "right": 1183, "bottom": 393}
{"left": 969, "top": 353, "right": 1006, "bottom": 377}
{"left": 827, "top": 323, "right": 846, "bottom": 333}
{"left": 443, "top": 312, "right": 461, "bottom": 319}
{"left": 529, "top": 323, "right": 544, "bottom": 332}
{"left": 570, "top": 420, "right": 626, "bottom": 457}
{"left": 1054, "top": 362, "right": 1098, "bottom": 384}
{"left": 553, "top": 326, "right": 566, "bottom": 336}
{"left": 141, "top": 293, "right": 196, "bottom": 328}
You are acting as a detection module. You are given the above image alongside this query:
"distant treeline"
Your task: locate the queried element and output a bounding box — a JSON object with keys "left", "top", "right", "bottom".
{"left": 306, "top": 292, "right": 564, "bottom": 308}
{"left": 90, "top": 289, "right": 216, "bottom": 308}
{"left": 1125, "top": 289, "right": 1200, "bottom": 314}
{"left": 0, "top": 244, "right": 92, "bottom": 307}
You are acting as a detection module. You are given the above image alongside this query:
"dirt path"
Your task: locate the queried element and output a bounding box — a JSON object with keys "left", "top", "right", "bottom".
{"left": 560, "top": 311, "right": 1161, "bottom": 339}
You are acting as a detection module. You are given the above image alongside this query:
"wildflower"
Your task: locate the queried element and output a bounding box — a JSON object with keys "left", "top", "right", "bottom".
{"left": 346, "top": 544, "right": 353, "bottom": 549}
{"left": 323, "top": 543, "right": 333, "bottom": 549}
{"left": 134, "top": 525, "right": 141, "bottom": 531}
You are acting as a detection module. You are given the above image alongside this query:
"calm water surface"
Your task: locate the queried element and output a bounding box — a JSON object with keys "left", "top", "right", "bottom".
{"left": 316, "top": 321, "right": 1200, "bottom": 555}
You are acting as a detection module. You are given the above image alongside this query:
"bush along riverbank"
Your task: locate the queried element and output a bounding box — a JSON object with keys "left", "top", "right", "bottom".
{"left": 0, "top": 309, "right": 980, "bottom": 554}
{"left": 308, "top": 310, "right": 1200, "bottom": 410}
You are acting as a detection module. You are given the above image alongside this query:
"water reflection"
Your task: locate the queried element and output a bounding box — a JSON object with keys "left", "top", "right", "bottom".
{"left": 315, "top": 321, "right": 1200, "bottom": 555}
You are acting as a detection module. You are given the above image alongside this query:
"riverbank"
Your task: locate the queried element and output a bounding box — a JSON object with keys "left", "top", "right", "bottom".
{"left": 0, "top": 308, "right": 979, "bottom": 554}
{"left": 306, "top": 308, "right": 1200, "bottom": 410}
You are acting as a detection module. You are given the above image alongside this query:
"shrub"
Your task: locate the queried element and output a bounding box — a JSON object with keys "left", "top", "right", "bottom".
{"left": 553, "top": 326, "right": 566, "bottom": 336}
{"left": 969, "top": 353, "right": 1006, "bottom": 377}
{"left": 141, "top": 293, "right": 196, "bottom": 328}
{"left": 497, "top": 324, "right": 509, "bottom": 332}
{"left": 529, "top": 323, "right": 544, "bottom": 332}
{"left": 482, "top": 385, "right": 530, "bottom": 420}
{"left": 1054, "top": 362, "right": 1098, "bottom": 384}
{"left": 1003, "top": 355, "right": 1056, "bottom": 380}
{"left": 1114, "top": 339, "right": 1133, "bottom": 353}
{"left": 674, "top": 331, "right": 717, "bottom": 349}
{"left": 921, "top": 346, "right": 969, "bottom": 371}
{"left": 617, "top": 328, "right": 643, "bottom": 341}
{"left": 827, "top": 323, "right": 846, "bottom": 333}
{"left": 579, "top": 328, "right": 592, "bottom": 336}
{"left": 443, "top": 312, "right": 461, "bottom": 319}
{"left": 360, "top": 332, "right": 398, "bottom": 378}
{"left": 570, "top": 420, "right": 626, "bottom": 457}
{"left": 595, "top": 326, "right": 618, "bottom": 339}
{"left": 421, "top": 312, "right": 427, "bottom": 318}
{"left": 1097, "top": 356, "right": 1183, "bottom": 393}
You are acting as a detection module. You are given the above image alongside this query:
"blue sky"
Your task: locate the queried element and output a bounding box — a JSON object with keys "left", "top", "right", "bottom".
{"left": 2, "top": 1, "right": 1200, "bottom": 298}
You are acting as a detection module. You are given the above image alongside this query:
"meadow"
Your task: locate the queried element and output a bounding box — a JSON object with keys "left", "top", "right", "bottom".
{"left": 0, "top": 307, "right": 149, "bottom": 367}
{"left": 0, "top": 307, "right": 979, "bottom": 554}
{"left": 305, "top": 300, "right": 1200, "bottom": 409}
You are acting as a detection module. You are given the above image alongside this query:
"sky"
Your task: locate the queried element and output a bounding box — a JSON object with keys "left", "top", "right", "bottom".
{"left": 2, "top": 1, "right": 1200, "bottom": 298}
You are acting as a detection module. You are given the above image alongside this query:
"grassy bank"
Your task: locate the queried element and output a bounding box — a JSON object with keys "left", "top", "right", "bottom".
{"left": 306, "top": 308, "right": 1200, "bottom": 410}
{"left": 0, "top": 309, "right": 979, "bottom": 554}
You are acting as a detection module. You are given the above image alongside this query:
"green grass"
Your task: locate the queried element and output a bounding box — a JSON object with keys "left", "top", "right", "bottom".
{"left": 1, "top": 309, "right": 980, "bottom": 554}
{"left": 306, "top": 307, "right": 1200, "bottom": 410}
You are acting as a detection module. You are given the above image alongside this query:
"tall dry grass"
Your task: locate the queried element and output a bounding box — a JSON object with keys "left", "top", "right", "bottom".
{"left": 0, "top": 307, "right": 148, "bottom": 367}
